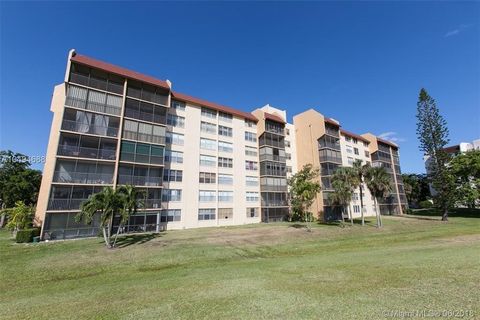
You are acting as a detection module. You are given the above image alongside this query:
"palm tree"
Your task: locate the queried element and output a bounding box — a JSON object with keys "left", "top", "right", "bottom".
{"left": 76, "top": 186, "right": 123, "bottom": 248}
{"left": 352, "top": 161, "right": 369, "bottom": 226}
{"left": 112, "top": 185, "right": 144, "bottom": 247}
{"left": 331, "top": 167, "right": 356, "bottom": 225}
{"left": 364, "top": 166, "right": 392, "bottom": 228}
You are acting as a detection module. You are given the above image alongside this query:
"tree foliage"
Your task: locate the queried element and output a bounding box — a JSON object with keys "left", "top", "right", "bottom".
{"left": 416, "top": 88, "right": 455, "bottom": 221}
{"left": 364, "top": 166, "right": 392, "bottom": 228}
{"left": 449, "top": 150, "right": 480, "bottom": 208}
{"left": 5, "top": 201, "right": 35, "bottom": 232}
{"left": 401, "top": 173, "right": 431, "bottom": 207}
{"left": 76, "top": 185, "right": 143, "bottom": 248}
{"left": 0, "top": 150, "right": 42, "bottom": 208}
{"left": 331, "top": 167, "right": 357, "bottom": 225}
{"left": 288, "top": 164, "right": 321, "bottom": 229}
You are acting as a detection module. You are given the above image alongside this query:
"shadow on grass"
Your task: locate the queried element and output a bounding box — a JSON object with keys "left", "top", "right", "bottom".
{"left": 114, "top": 232, "right": 163, "bottom": 248}
{"left": 317, "top": 219, "right": 374, "bottom": 227}
{"left": 409, "top": 208, "right": 480, "bottom": 219}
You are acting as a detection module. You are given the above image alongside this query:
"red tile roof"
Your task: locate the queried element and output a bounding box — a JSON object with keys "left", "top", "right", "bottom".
{"left": 171, "top": 91, "right": 258, "bottom": 122}
{"left": 325, "top": 118, "right": 340, "bottom": 126}
{"left": 443, "top": 145, "right": 460, "bottom": 154}
{"left": 377, "top": 137, "right": 398, "bottom": 148}
{"left": 263, "top": 112, "right": 286, "bottom": 124}
{"left": 70, "top": 53, "right": 171, "bottom": 90}
{"left": 340, "top": 129, "right": 370, "bottom": 143}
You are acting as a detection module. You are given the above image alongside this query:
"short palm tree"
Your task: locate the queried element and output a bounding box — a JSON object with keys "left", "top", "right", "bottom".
{"left": 364, "top": 166, "right": 392, "bottom": 228}
{"left": 112, "top": 185, "right": 144, "bottom": 247}
{"left": 331, "top": 167, "right": 356, "bottom": 225}
{"left": 352, "top": 161, "right": 368, "bottom": 226}
{"left": 76, "top": 186, "right": 123, "bottom": 248}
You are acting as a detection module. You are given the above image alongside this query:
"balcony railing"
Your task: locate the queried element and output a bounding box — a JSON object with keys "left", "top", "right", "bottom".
{"left": 260, "top": 185, "right": 288, "bottom": 192}
{"left": 53, "top": 171, "right": 114, "bottom": 185}
{"left": 318, "top": 142, "right": 341, "bottom": 150}
{"left": 120, "top": 152, "right": 164, "bottom": 165}
{"left": 261, "top": 200, "right": 289, "bottom": 207}
{"left": 118, "top": 175, "right": 162, "bottom": 186}
{"left": 124, "top": 109, "right": 166, "bottom": 124}
{"left": 43, "top": 227, "right": 100, "bottom": 240}
{"left": 259, "top": 154, "right": 287, "bottom": 162}
{"left": 62, "top": 120, "right": 118, "bottom": 137}
{"left": 57, "top": 145, "right": 116, "bottom": 161}
{"left": 47, "top": 198, "right": 89, "bottom": 211}
{"left": 144, "top": 199, "right": 162, "bottom": 209}
{"left": 319, "top": 155, "right": 342, "bottom": 163}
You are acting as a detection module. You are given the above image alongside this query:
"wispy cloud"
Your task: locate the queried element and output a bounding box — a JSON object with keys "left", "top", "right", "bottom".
{"left": 445, "top": 24, "right": 472, "bottom": 37}
{"left": 378, "top": 132, "right": 406, "bottom": 144}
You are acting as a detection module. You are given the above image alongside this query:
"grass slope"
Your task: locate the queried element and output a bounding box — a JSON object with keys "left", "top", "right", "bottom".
{"left": 1, "top": 215, "right": 479, "bottom": 319}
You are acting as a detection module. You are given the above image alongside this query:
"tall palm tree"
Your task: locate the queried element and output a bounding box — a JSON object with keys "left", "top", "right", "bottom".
{"left": 112, "top": 185, "right": 144, "bottom": 247}
{"left": 331, "top": 167, "right": 356, "bottom": 225}
{"left": 76, "top": 186, "right": 123, "bottom": 248}
{"left": 364, "top": 166, "right": 392, "bottom": 228}
{"left": 352, "top": 161, "right": 369, "bottom": 226}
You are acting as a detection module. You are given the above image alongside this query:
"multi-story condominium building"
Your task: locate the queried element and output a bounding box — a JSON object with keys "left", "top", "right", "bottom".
{"left": 35, "top": 50, "right": 262, "bottom": 239}
{"left": 35, "top": 50, "right": 407, "bottom": 239}
{"left": 361, "top": 133, "right": 407, "bottom": 215}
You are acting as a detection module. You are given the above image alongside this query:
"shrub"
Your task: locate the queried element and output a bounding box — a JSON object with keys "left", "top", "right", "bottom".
{"left": 15, "top": 228, "right": 40, "bottom": 243}
{"left": 419, "top": 200, "right": 433, "bottom": 209}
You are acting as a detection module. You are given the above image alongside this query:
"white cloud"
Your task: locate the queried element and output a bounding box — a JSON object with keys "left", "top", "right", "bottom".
{"left": 445, "top": 24, "right": 472, "bottom": 37}
{"left": 378, "top": 132, "right": 406, "bottom": 143}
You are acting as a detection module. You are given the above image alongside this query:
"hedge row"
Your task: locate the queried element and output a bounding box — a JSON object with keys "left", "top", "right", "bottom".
{"left": 15, "top": 228, "right": 41, "bottom": 243}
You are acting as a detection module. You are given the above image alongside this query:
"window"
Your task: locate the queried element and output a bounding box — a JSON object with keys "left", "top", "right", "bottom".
{"left": 201, "top": 107, "right": 217, "bottom": 119}
{"left": 218, "top": 157, "right": 233, "bottom": 168}
{"left": 218, "top": 141, "right": 233, "bottom": 153}
{"left": 353, "top": 205, "right": 360, "bottom": 213}
{"left": 199, "top": 190, "right": 216, "bottom": 202}
{"left": 164, "top": 150, "right": 183, "bottom": 163}
{"left": 345, "top": 136, "right": 351, "bottom": 142}
{"left": 245, "top": 132, "right": 257, "bottom": 142}
{"left": 363, "top": 141, "right": 369, "bottom": 148}
{"left": 246, "top": 207, "right": 259, "bottom": 218}
{"left": 346, "top": 146, "right": 353, "bottom": 154}
{"left": 162, "top": 189, "right": 182, "bottom": 201}
{"left": 245, "top": 120, "right": 256, "bottom": 128}
{"left": 286, "top": 153, "right": 292, "bottom": 160}
{"left": 166, "top": 132, "right": 184, "bottom": 145}
{"left": 218, "top": 208, "right": 233, "bottom": 219}
{"left": 199, "top": 172, "right": 216, "bottom": 184}
{"left": 245, "top": 146, "right": 258, "bottom": 157}
{"left": 218, "top": 174, "right": 233, "bottom": 185}
{"left": 245, "top": 160, "right": 258, "bottom": 171}
{"left": 365, "top": 150, "right": 370, "bottom": 157}
{"left": 348, "top": 157, "right": 354, "bottom": 165}
{"left": 200, "top": 155, "right": 216, "bottom": 166}
{"left": 286, "top": 129, "right": 290, "bottom": 135}
{"left": 161, "top": 209, "right": 181, "bottom": 222}
{"left": 246, "top": 176, "right": 259, "bottom": 186}
{"left": 285, "top": 141, "right": 291, "bottom": 147}
{"left": 218, "top": 125, "right": 233, "bottom": 137}
{"left": 354, "top": 147, "right": 359, "bottom": 155}
{"left": 218, "top": 191, "right": 233, "bottom": 202}
{"left": 200, "top": 138, "right": 216, "bottom": 150}
{"left": 200, "top": 121, "right": 216, "bottom": 134}
{"left": 198, "top": 208, "right": 216, "bottom": 220}
{"left": 166, "top": 114, "right": 185, "bottom": 128}
{"left": 246, "top": 192, "right": 259, "bottom": 202}
{"left": 219, "top": 112, "right": 233, "bottom": 122}
{"left": 353, "top": 138, "right": 358, "bottom": 144}
{"left": 352, "top": 193, "right": 359, "bottom": 200}
{"left": 163, "top": 169, "right": 183, "bottom": 182}
{"left": 170, "top": 100, "right": 186, "bottom": 111}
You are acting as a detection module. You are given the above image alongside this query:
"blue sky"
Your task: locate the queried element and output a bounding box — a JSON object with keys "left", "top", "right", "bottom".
{"left": 1, "top": 1, "right": 479, "bottom": 173}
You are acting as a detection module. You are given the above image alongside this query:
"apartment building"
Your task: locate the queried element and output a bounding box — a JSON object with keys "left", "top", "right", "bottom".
{"left": 35, "top": 50, "right": 407, "bottom": 239}
{"left": 361, "top": 133, "right": 407, "bottom": 215}
{"left": 36, "top": 50, "right": 262, "bottom": 239}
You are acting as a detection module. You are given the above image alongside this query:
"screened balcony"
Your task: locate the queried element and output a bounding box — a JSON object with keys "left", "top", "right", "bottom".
{"left": 119, "top": 140, "right": 164, "bottom": 165}
{"left": 318, "top": 135, "right": 340, "bottom": 150}
{"left": 47, "top": 185, "right": 102, "bottom": 211}
{"left": 57, "top": 133, "right": 117, "bottom": 160}
{"left": 124, "top": 98, "right": 167, "bottom": 124}
{"left": 65, "top": 84, "right": 122, "bottom": 116}
{"left": 126, "top": 80, "right": 169, "bottom": 106}
{"left": 117, "top": 164, "right": 163, "bottom": 187}
{"left": 53, "top": 160, "right": 114, "bottom": 185}
{"left": 62, "top": 109, "right": 119, "bottom": 137}
{"left": 69, "top": 63, "right": 125, "bottom": 95}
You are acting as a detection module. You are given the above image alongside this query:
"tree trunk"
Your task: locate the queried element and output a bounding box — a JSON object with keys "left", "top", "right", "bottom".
{"left": 348, "top": 205, "right": 353, "bottom": 226}
{"left": 341, "top": 207, "right": 345, "bottom": 223}
{"left": 441, "top": 208, "right": 448, "bottom": 221}
{"left": 374, "top": 198, "right": 380, "bottom": 228}
{"left": 102, "top": 227, "right": 111, "bottom": 248}
{"left": 0, "top": 212, "right": 5, "bottom": 229}
{"left": 359, "top": 184, "right": 365, "bottom": 226}
{"left": 112, "top": 223, "right": 123, "bottom": 248}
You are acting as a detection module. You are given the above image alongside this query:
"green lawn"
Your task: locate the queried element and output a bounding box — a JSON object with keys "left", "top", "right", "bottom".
{"left": 1, "top": 215, "right": 479, "bottom": 320}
